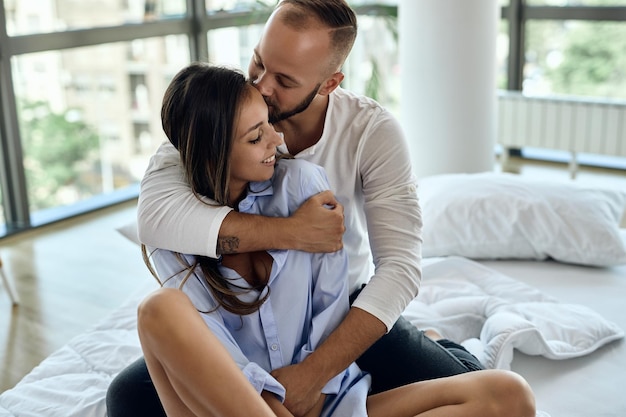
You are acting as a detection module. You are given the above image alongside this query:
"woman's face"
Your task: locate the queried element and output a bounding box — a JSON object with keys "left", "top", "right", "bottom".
{"left": 229, "top": 86, "right": 284, "bottom": 202}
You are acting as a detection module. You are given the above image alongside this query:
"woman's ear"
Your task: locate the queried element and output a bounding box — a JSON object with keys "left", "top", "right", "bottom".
{"left": 318, "top": 72, "right": 345, "bottom": 96}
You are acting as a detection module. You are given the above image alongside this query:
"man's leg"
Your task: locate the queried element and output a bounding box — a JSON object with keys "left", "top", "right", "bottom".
{"left": 106, "top": 357, "right": 166, "bottom": 417}
{"left": 356, "top": 316, "right": 484, "bottom": 394}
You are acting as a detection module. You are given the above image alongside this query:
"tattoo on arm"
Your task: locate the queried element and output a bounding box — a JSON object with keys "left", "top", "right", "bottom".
{"left": 217, "top": 236, "right": 240, "bottom": 255}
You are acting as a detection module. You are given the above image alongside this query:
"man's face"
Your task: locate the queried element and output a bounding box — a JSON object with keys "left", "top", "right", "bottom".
{"left": 248, "top": 9, "right": 332, "bottom": 123}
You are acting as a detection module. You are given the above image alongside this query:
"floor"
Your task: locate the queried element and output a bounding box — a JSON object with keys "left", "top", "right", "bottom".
{"left": 0, "top": 200, "right": 150, "bottom": 392}
{"left": 0, "top": 156, "right": 625, "bottom": 393}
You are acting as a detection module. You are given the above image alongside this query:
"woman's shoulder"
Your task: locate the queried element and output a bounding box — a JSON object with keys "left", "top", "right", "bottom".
{"left": 273, "top": 158, "right": 331, "bottom": 198}
{"left": 275, "top": 157, "right": 326, "bottom": 180}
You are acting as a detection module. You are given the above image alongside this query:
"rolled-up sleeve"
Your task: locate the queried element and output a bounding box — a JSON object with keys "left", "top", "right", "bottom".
{"left": 241, "top": 362, "right": 286, "bottom": 400}
{"left": 137, "top": 141, "right": 232, "bottom": 259}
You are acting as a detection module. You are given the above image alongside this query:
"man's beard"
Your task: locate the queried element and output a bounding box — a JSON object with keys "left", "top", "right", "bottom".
{"left": 267, "top": 83, "right": 321, "bottom": 124}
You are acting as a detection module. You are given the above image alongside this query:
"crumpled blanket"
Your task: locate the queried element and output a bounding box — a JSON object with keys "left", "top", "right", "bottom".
{"left": 403, "top": 257, "right": 624, "bottom": 370}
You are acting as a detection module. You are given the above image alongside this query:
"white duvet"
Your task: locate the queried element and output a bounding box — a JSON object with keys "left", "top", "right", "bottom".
{"left": 405, "top": 257, "right": 624, "bottom": 370}
{"left": 0, "top": 256, "right": 622, "bottom": 417}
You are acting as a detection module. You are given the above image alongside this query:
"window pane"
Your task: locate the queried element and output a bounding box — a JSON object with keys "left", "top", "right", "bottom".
{"left": 527, "top": 0, "right": 626, "bottom": 5}
{"left": 207, "top": 24, "right": 265, "bottom": 70}
{"left": 11, "top": 36, "right": 190, "bottom": 219}
{"left": 4, "top": 0, "right": 186, "bottom": 36}
{"left": 524, "top": 20, "right": 626, "bottom": 99}
{"left": 343, "top": 14, "right": 400, "bottom": 115}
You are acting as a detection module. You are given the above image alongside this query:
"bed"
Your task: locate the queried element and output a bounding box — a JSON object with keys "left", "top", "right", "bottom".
{"left": 1, "top": 172, "right": 624, "bottom": 417}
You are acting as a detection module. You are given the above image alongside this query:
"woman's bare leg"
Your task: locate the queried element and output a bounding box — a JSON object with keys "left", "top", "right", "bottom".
{"left": 367, "top": 369, "right": 535, "bottom": 417}
{"left": 137, "top": 288, "right": 281, "bottom": 417}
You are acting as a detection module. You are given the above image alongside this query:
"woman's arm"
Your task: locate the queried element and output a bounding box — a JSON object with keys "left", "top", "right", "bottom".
{"left": 138, "top": 142, "right": 344, "bottom": 257}
{"left": 260, "top": 391, "right": 323, "bottom": 417}
{"left": 261, "top": 391, "right": 295, "bottom": 417}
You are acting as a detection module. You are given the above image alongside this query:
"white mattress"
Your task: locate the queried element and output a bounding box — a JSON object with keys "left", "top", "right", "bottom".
{"left": 0, "top": 257, "right": 624, "bottom": 417}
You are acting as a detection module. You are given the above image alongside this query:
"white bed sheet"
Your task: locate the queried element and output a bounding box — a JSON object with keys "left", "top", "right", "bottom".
{"left": 0, "top": 257, "right": 623, "bottom": 417}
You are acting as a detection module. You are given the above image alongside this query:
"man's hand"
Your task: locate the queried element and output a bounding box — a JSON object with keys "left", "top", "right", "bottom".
{"left": 271, "top": 309, "right": 386, "bottom": 416}
{"left": 217, "top": 191, "right": 344, "bottom": 254}
{"left": 289, "top": 190, "right": 345, "bottom": 253}
{"left": 270, "top": 362, "right": 326, "bottom": 417}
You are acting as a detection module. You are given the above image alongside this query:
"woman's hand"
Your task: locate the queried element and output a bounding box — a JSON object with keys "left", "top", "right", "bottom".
{"left": 261, "top": 390, "right": 294, "bottom": 417}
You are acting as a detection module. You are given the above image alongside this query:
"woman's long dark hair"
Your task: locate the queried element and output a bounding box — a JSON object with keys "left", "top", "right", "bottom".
{"left": 161, "top": 62, "right": 243, "bottom": 204}
{"left": 148, "top": 62, "right": 268, "bottom": 315}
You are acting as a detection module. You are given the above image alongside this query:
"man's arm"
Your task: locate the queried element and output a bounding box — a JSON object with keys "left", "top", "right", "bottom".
{"left": 218, "top": 190, "right": 344, "bottom": 254}
{"left": 138, "top": 142, "right": 344, "bottom": 257}
{"left": 352, "top": 113, "right": 422, "bottom": 329}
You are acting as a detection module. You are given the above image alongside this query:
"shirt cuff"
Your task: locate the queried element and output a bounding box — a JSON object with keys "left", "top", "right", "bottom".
{"left": 321, "top": 371, "right": 345, "bottom": 395}
{"left": 242, "top": 362, "right": 286, "bottom": 402}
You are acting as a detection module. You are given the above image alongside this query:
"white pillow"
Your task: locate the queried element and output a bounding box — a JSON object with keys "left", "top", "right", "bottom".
{"left": 418, "top": 172, "right": 626, "bottom": 266}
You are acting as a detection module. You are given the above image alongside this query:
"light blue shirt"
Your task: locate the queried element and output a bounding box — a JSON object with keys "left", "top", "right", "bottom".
{"left": 150, "top": 158, "right": 371, "bottom": 416}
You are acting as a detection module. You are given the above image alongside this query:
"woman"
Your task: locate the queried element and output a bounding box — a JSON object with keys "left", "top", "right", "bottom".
{"left": 136, "top": 62, "right": 536, "bottom": 417}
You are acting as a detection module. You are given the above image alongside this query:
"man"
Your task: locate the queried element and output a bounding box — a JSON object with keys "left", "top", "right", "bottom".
{"left": 107, "top": 1, "right": 505, "bottom": 416}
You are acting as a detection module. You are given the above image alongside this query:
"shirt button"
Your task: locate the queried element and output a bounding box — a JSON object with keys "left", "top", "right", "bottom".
{"left": 270, "top": 344, "right": 279, "bottom": 351}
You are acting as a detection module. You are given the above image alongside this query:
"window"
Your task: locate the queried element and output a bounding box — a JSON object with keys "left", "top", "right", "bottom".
{"left": 10, "top": 37, "right": 189, "bottom": 224}
{"left": 525, "top": 20, "right": 626, "bottom": 99}
{"left": 4, "top": 0, "right": 186, "bottom": 36}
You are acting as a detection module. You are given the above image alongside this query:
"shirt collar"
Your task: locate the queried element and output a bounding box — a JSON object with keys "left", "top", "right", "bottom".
{"left": 237, "top": 179, "right": 273, "bottom": 212}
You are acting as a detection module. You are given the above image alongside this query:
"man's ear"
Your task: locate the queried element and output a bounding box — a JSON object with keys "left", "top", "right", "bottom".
{"left": 318, "top": 72, "right": 345, "bottom": 96}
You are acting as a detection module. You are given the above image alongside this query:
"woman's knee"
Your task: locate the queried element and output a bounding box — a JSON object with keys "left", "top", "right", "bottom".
{"left": 483, "top": 370, "right": 536, "bottom": 417}
{"left": 137, "top": 288, "right": 190, "bottom": 335}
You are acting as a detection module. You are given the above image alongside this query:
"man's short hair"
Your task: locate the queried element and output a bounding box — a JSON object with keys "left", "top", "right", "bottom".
{"left": 277, "top": 0, "right": 358, "bottom": 73}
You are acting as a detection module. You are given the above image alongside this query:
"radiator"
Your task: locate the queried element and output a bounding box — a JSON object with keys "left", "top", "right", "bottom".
{"left": 497, "top": 91, "right": 626, "bottom": 175}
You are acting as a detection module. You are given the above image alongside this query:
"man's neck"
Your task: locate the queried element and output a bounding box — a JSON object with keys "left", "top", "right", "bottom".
{"left": 276, "top": 95, "right": 329, "bottom": 156}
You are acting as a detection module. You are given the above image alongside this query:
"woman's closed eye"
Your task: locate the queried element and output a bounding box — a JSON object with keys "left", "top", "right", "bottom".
{"left": 249, "top": 128, "right": 265, "bottom": 144}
